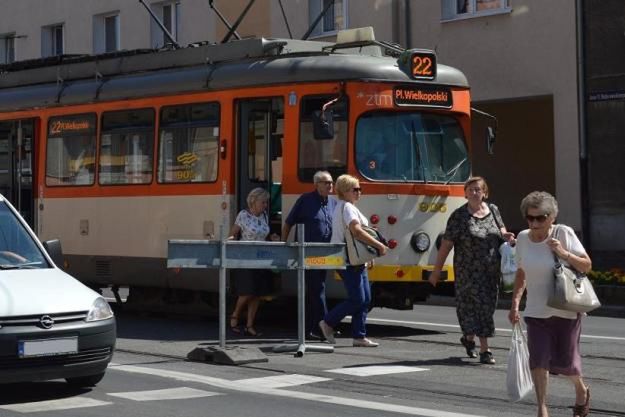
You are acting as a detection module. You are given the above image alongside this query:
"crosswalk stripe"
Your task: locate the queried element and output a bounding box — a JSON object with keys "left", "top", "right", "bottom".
{"left": 112, "top": 364, "right": 488, "bottom": 417}
{"left": 234, "top": 374, "right": 331, "bottom": 388}
{"left": 108, "top": 387, "right": 220, "bottom": 401}
{"left": 326, "top": 365, "right": 429, "bottom": 377}
{"left": 0, "top": 397, "right": 112, "bottom": 413}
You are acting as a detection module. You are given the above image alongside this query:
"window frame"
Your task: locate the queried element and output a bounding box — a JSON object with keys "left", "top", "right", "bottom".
{"left": 441, "top": 0, "right": 511, "bottom": 22}
{"left": 307, "top": 0, "right": 348, "bottom": 39}
{"left": 41, "top": 23, "right": 64, "bottom": 57}
{"left": 0, "top": 33, "right": 16, "bottom": 64}
{"left": 98, "top": 108, "right": 156, "bottom": 186}
{"left": 157, "top": 102, "right": 221, "bottom": 185}
{"left": 93, "top": 12, "right": 120, "bottom": 54}
{"left": 297, "top": 94, "right": 349, "bottom": 183}
{"left": 150, "top": 1, "right": 181, "bottom": 48}
{"left": 45, "top": 113, "right": 98, "bottom": 187}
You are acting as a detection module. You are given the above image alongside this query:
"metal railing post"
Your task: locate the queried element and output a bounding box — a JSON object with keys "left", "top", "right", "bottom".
{"left": 296, "top": 224, "right": 306, "bottom": 356}
{"left": 219, "top": 226, "right": 226, "bottom": 348}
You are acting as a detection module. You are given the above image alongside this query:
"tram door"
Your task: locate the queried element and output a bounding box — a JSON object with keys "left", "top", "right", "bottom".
{"left": 0, "top": 119, "right": 36, "bottom": 227}
{"left": 236, "top": 98, "right": 284, "bottom": 234}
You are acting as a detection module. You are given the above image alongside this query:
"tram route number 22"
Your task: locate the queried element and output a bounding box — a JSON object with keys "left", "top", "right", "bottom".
{"left": 412, "top": 55, "right": 433, "bottom": 78}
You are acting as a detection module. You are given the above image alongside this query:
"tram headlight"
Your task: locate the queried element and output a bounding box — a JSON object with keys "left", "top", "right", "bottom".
{"left": 410, "top": 231, "right": 430, "bottom": 253}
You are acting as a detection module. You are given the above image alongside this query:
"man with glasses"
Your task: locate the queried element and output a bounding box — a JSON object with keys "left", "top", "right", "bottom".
{"left": 282, "top": 171, "right": 337, "bottom": 340}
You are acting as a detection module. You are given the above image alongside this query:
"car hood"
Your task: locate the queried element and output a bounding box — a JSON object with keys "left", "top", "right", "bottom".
{"left": 0, "top": 268, "right": 99, "bottom": 316}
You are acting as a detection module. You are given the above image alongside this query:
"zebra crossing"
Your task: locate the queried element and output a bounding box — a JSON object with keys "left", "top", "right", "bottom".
{"left": 0, "top": 365, "right": 433, "bottom": 414}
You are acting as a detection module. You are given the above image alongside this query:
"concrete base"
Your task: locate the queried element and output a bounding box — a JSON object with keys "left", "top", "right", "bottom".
{"left": 187, "top": 346, "right": 268, "bottom": 365}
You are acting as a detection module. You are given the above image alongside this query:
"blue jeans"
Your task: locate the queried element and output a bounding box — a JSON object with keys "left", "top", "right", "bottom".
{"left": 324, "top": 265, "right": 371, "bottom": 339}
{"left": 305, "top": 270, "right": 327, "bottom": 334}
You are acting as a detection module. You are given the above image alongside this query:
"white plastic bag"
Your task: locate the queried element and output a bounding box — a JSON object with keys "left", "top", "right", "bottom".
{"left": 499, "top": 242, "right": 517, "bottom": 293}
{"left": 506, "top": 322, "right": 534, "bottom": 402}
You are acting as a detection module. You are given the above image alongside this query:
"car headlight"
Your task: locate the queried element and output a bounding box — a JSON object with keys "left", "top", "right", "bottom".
{"left": 410, "top": 231, "right": 431, "bottom": 253}
{"left": 86, "top": 297, "right": 114, "bottom": 322}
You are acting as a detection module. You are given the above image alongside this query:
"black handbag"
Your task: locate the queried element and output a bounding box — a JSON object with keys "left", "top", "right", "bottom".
{"left": 546, "top": 226, "right": 601, "bottom": 313}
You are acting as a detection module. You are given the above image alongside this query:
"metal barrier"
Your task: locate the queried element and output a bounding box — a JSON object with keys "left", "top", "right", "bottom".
{"left": 167, "top": 225, "right": 346, "bottom": 356}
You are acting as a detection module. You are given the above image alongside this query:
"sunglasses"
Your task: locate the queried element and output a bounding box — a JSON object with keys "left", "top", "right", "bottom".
{"left": 352, "top": 187, "right": 362, "bottom": 192}
{"left": 525, "top": 214, "right": 549, "bottom": 223}
{"left": 318, "top": 180, "right": 333, "bottom": 185}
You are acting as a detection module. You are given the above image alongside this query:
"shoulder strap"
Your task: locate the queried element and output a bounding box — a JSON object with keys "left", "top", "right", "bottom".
{"left": 551, "top": 225, "right": 562, "bottom": 265}
{"left": 489, "top": 204, "right": 503, "bottom": 236}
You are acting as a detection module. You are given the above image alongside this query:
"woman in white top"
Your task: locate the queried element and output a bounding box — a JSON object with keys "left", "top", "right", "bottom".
{"left": 508, "top": 191, "right": 592, "bottom": 417}
{"left": 228, "top": 188, "right": 279, "bottom": 337}
{"left": 318, "top": 174, "right": 388, "bottom": 347}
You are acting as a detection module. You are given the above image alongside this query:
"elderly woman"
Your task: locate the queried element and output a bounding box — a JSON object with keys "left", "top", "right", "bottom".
{"left": 318, "top": 174, "right": 388, "bottom": 347}
{"left": 228, "top": 187, "right": 279, "bottom": 337}
{"left": 508, "top": 191, "right": 591, "bottom": 417}
{"left": 429, "top": 176, "right": 514, "bottom": 364}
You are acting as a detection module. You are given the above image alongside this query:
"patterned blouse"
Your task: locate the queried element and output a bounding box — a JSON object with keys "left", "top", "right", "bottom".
{"left": 235, "top": 210, "right": 270, "bottom": 242}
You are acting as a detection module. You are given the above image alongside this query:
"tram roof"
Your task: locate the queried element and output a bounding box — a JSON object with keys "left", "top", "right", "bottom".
{"left": 0, "top": 37, "right": 469, "bottom": 112}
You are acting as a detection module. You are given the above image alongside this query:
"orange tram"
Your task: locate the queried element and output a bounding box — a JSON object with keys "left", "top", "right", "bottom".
{"left": 0, "top": 28, "right": 473, "bottom": 311}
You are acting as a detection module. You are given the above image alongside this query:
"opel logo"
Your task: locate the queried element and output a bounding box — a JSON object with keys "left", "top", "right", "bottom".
{"left": 39, "top": 315, "right": 54, "bottom": 329}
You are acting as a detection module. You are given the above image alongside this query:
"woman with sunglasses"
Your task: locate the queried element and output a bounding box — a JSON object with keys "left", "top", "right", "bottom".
{"left": 318, "top": 174, "right": 388, "bottom": 347}
{"left": 429, "top": 176, "right": 515, "bottom": 364}
{"left": 508, "top": 191, "right": 591, "bottom": 417}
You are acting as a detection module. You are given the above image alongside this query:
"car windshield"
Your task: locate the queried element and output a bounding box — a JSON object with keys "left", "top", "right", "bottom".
{"left": 0, "top": 200, "right": 48, "bottom": 269}
{"left": 355, "top": 111, "right": 470, "bottom": 183}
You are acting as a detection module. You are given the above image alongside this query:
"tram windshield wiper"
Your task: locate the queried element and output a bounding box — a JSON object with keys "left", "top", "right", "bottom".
{"left": 444, "top": 157, "right": 468, "bottom": 185}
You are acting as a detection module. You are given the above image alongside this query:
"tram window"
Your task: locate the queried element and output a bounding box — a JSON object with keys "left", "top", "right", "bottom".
{"left": 158, "top": 102, "right": 220, "bottom": 183}
{"left": 99, "top": 109, "right": 155, "bottom": 185}
{"left": 46, "top": 114, "right": 96, "bottom": 186}
{"left": 298, "top": 95, "right": 348, "bottom": 182}
{"left": 355, "top": 111, "right": 470, "bottom": 183}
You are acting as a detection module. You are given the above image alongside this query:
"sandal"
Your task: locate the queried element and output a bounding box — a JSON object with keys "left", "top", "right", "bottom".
{"left": 244, "top": 327, "right": 262, "bottom": 337}
{"left": 230, "top": 316, "right": 241, "bottom": 334}
{"left": 573, "top": 386, "right": 590, "bottom": 417}
{"left": 460, "top": 336, "right": 478, "bottom": 358}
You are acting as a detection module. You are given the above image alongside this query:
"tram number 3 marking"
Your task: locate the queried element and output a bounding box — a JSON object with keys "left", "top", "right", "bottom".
{"left": 419, "top": 202, "right": 447, "bottom": 213}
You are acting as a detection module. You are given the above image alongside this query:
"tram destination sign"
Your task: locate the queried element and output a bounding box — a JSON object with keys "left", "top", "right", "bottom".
{"left": 393, "top": 85, "right": 453, "bottom": 108}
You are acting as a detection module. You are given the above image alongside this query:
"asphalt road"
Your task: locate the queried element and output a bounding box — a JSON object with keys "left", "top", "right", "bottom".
{"left": 1, "top": 303, "right": 623, "bottom": 417}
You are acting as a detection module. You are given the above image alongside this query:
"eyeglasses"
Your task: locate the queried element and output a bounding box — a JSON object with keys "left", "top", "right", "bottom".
{"left": 467, "top": 187, "right": 484, "bottom": 194}
{"left": 352, "top": 187, "right": 362, "bottom": 192}
{"left": 525, "top": 214, "right": 549, "bottom": 223}
{"left": 318, "top": 180, "right": 333, "bottom": 185}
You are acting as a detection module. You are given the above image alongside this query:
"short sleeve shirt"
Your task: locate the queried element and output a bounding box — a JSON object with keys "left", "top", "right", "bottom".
{"left": 235, "top": 210, "right": 270, "bottom": 241}
{"left": 285, "top": 191, "right": 336, "bottom": 242}
{"left": 516, "top": 224, "right": 586, "bottom": 319}
{"left": 331, "top": 201, "right": 368, "bottom": 244}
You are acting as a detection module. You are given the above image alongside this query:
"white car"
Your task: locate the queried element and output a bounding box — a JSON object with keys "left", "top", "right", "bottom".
{"left": 0, "top": 195, "right": 116, "bottom": 387}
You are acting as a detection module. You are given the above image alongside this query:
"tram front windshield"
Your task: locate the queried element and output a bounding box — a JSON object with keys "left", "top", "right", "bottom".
{"left": 355, "top": 112, "right": 470, "bottom": 183}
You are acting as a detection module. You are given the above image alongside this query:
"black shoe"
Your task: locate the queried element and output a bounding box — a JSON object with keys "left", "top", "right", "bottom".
{"left": 479, "top": 351, "right": 495, "bottom": 364}
{"left": 306, "top": 332, "right": 324, "bottom": 341}
{"left": 460, "top": 336, "right": 478, "bottom": 358}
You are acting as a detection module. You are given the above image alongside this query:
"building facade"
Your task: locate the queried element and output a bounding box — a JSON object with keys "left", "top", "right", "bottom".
{"left": 1, "top": 0, "right": 623, "bottom": 266}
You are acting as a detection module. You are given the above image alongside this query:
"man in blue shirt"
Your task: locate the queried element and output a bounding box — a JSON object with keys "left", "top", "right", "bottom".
{"left": 282, "top": 171, "right": 336, "bottom": 340}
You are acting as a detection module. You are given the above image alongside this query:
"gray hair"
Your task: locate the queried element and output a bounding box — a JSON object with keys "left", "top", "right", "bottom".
{"left": 313, "top": 170, "right": 332, "bottom": 183}
{"left": 246, "top": 187, "right": 270, "bottom": 209}
{"left": 520, "top": 191, "right": 559, "bottom": 218}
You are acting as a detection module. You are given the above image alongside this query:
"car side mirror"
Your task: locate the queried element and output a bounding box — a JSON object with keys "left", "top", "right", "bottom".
{"left": 43, "top": 239, "right": 64, "bottom": 267}
{"left": 312, "top": 109, "right": 335, "bottom": 140}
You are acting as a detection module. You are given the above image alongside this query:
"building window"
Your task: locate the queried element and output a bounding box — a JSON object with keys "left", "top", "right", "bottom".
{"left": 150, "top": 1, "right": 181, "bottom": 48}
{"left": 441, "top": 0, "right": 511, "bottom": 21}
{"left": 93, "top": 13, "right": 120, "bottom": 53}
{"left": 308, "top": 0, "right": 347, "bottom": 38}
{"left": 0, "top": 33, "right": 16, "bottom": 64}
{"left": 41, "top": 24, "right": 64, "bottom": 57}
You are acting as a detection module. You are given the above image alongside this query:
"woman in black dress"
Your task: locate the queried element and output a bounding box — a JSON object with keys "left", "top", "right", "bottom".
{"left": 429, "top": 177, "right": 514, "bottom": 364}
